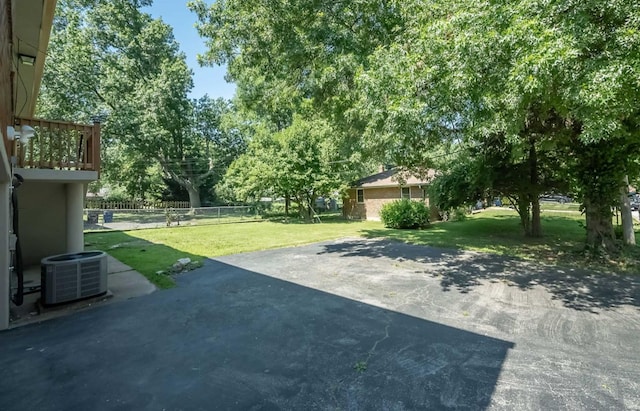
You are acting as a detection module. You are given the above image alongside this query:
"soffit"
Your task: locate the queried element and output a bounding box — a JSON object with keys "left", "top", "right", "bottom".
{"left": 12, "top": 0, "right": 57, "bottom": 118}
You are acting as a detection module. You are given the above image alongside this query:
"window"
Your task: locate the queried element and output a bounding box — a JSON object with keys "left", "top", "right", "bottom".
{"left": 356, "top": 189, "right": 364, "bottom": 203}
{"left": 422, "top": 188, "right": 428, "bottom": 201}
{"left": 401, "top": 187, "right": 410, "bottom": 199}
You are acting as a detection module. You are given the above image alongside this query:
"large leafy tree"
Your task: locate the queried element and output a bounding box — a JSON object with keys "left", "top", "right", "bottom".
{"left": 430, "top": 135, "right": 570, "bottom": 237}
{"left": 188, "top": 0, "right": 405, "bottom": 134}
{"left": 357, "top": 0, "right": 640, "bottom": 249}
{"left": 189, "top": 0, "right": 413, "bottom": 215}
{"left": 38, "top": 0, "right": 246, "bottom": 207}
{"left": 219, "top": 114, "right": 365, "bottom": 218}
{"left": 192, "top": 0, "right": 640, "bottom": 249}
{"left": 141, "top": 94, "right": 244, "bottom": 207}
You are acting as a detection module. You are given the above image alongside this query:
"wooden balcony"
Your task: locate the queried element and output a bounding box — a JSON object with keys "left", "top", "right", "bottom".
{"left": 11, "top": 117, "right": 100, "bottom": 172}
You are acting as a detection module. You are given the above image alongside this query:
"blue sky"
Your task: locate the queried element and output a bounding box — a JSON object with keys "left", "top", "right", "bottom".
{"left": 143, "top": 0, "right": 236, "bottom": 101}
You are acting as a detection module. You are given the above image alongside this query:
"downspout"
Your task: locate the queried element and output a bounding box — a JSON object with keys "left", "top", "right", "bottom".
{"left": 10, "top": 173, "right": 23, "bottom": 306}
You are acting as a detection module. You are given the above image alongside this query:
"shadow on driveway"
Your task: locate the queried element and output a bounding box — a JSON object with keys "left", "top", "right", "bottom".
{"left": 0, "top": 259, "right": 513, "bottom": 410}
{"left": 319, "top": 238, "right": 640, "bottom": 312}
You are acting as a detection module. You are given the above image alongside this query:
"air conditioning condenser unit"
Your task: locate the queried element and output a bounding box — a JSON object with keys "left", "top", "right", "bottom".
{"left": 41, "top": 251, "right": 108, "bottom": 306}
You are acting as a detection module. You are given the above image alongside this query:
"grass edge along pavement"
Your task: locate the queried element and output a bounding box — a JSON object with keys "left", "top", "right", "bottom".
{"left": 85, "top": 209, "right": 640, "bottom": 289}
{"left": 85, "top": 217, "right": 379, "bottom": 288}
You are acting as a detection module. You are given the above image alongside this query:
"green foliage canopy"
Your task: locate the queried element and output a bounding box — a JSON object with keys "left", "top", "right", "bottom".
{"left": 192, "top": 0, "right": 640, "bottom": 248}
{"left": 38, "top": 0, "right": 248, "bottom": 206}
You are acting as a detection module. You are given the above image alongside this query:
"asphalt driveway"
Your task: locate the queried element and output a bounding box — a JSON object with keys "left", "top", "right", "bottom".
{"left": 1, "top": 238, "right": 639, "bottom": 410}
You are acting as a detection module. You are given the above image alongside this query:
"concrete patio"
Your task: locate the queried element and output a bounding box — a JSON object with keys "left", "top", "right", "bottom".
{"left": 8, "top": 255, "right": 155, "bottom": 328}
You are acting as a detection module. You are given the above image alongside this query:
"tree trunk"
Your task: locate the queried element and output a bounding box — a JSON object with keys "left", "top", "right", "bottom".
{"left": 309, "top": 194, "right": 318, "bottom": 222}
{"left": 186, "top": 186, "right": 202, "bottom": 208}
{"left": 298, "top": 194, "right": 315, "bottom": 222}
{"left": 285, "top": 194, "right": 290, "bottom": 216}
{"left": 572, "top": 138, "right": 620, "bottom": 253}
{"left": 296, "top": 196, "right": 307, "bottom": 220}
{"left": 528, "top": 137, "right": 542, "bottom": 237}
{"left": 620, "top": 176, "right": 636, "bottom": 246}
{"left": 161, "top": 161, "right": 206, "bottom": 209}
{"left": 305, "top": 195, "right": 313, "bottom": 221}
{"left": 584, "top": 198, "right": 616, "bottom": 252}
{"left": 517, "top": 197, "right": 532, "bottom": 236}
{"left": 531, "top": 198, "right": 542, "bottom": 237}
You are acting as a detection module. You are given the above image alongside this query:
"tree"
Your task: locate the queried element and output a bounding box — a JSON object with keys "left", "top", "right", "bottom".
{"left": 428, "top": 156, "right": 486, "bottom": 212}
{"left": 355, "top": 0, "right": 640, "bottom": 250}
{"left": 192, "top": 0, "right": 640, "bottom": 249}
{"left": 145, "top": 94, "right": 245, "bottom": 208}
{"left": 188, "top": 0, "right": 406, "bottom": 134}
{"left": 38, "top": 0, "right": 247, "bottom": 207}
{"left": 619, "top": 176, "right": 636, "bottom": 246}
{"left": 214, "top": 113, "right": 277, "bottom": 205}
{"left": 218, "top": 114, "right": 362, "bottom": 219}
{"left": 430, "top": 133, "right": 571, "bottom": 236}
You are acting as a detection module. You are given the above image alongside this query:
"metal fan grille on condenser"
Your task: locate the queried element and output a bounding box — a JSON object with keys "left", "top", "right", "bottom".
{"left": 41, "top": 251, "right": 108, "bottom": 305}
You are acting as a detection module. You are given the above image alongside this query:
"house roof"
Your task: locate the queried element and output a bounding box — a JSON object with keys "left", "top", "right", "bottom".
{"left": 352, "top": 169, "right": 434, "bottom": 188}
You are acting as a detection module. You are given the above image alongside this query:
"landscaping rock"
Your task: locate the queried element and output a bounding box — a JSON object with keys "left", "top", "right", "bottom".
{"left": 170, "top": 258, "right": 201, "bottom": 274}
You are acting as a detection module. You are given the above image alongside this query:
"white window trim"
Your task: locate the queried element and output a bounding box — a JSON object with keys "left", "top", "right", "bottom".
{"left": 356, "top": 188, "right": 364, "bottom": 203}
{"left": 401, "top": 186, "right": 411, "bottom": 200}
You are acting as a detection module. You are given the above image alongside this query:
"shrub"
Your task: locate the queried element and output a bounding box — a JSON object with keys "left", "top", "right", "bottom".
{"left": 452, "top": 207, "right": 468, "bottom": 222}
{"left": 261, "top": 201, "right": 293, "bottom": 217}
{"left": 380, "top": 200, "right": 430, "bottom": 229}
{"left": 102, "top": 186, "right": 131, "bottom": 202}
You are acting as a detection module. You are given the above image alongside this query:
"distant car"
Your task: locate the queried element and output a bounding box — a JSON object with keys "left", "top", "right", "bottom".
{"left": 628, "top": 194, "right": 639, "bottom": 211}
{"left": 540, "top": 194, "right": 572, "bottom": 204}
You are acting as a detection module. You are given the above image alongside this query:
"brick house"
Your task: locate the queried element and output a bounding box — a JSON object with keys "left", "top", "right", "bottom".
{"left": 343, "top": 169, "right": 434, "bottom": 221}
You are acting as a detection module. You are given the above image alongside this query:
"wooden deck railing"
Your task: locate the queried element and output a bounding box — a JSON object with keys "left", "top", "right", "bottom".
{"left": 11, "top": 117, "right": 100, "bottom": 172}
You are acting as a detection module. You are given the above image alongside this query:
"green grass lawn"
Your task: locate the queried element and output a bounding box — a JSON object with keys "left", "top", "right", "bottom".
{"left": 364, "top": 210, "right": 587, "bottom": 258}
{"left": 85, "top": 209, "right": 261, "bottom": 231}
{"left": 539, "top": 202, "right": 581, "bottom": 212}
{"left": 85, "top": 218, "right": 380, "bottom": 287}
{"left": 86, "top": 209, "right": 639, "bottom": 288}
